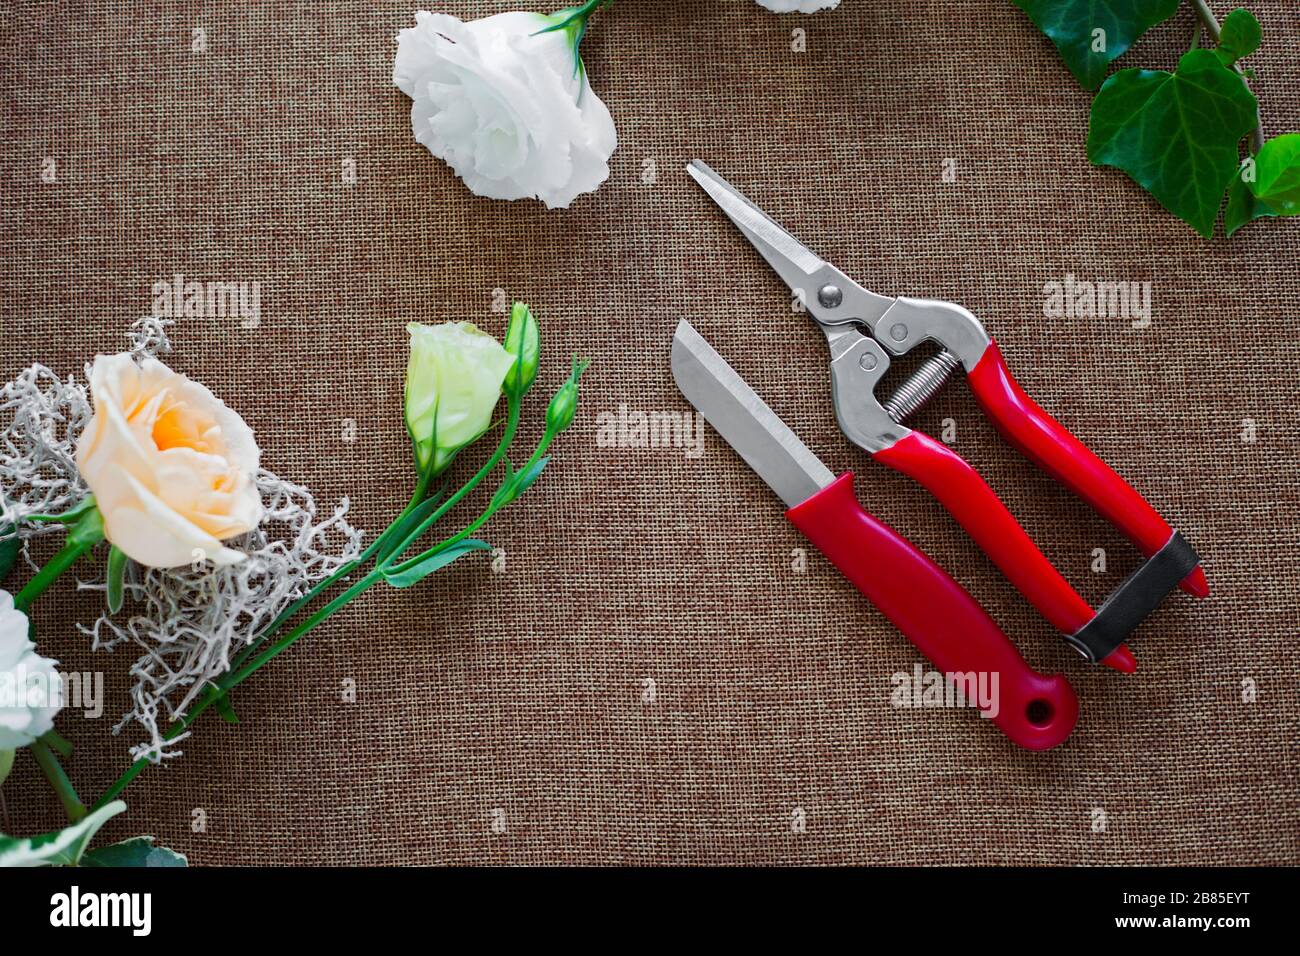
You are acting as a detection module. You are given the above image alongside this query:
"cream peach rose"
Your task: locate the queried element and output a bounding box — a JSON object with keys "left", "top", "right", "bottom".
{"left": 76, "top": 354, "right": 262, "bottom": 569}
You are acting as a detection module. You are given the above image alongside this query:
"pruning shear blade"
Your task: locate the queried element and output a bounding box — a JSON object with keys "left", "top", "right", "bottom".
{"left": 685, "top": 160, "right": 824, "bottom": 282}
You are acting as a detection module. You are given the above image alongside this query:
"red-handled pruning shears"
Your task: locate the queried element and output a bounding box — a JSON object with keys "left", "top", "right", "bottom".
{"left": 686, "top": 160, "right": 1205, "bottom": 673}
{"left": 671, "top": 319, "right": 1078, "bottom": 750}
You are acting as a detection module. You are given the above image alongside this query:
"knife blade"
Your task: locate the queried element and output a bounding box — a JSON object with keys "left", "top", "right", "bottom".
{"left": 671, "top": 318, "right": 833, "bottom": 507}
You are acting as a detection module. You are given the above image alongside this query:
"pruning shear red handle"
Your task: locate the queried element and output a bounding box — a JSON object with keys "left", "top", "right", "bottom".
{"left": 685, "top": 160, "right": 1205, "bottom": 672}
{"left": 873, "top": 339, "right": 1209, "bottom": 634}
{"left": 788, "top": 473, "right": 1078, "bottom": 751}
{"left": 832, "top": 300, "right": 1203, "bottom": 673}
{"left": 967, "top": 341, "right": 1208, "bottom": 599}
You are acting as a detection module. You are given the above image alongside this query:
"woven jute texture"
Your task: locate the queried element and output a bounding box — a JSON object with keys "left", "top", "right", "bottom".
{"left": 2, "top": 0, "right": 1297, "bottom": 866}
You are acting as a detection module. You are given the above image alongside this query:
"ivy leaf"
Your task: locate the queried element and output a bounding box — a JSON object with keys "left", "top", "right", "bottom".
{"left": 1087, "top": 49, "right": 1259, "bottom": 237}
{"left": 380, "top": 538, "right": 492, "bottom": 589}
{"left": 81, "top": 836, "right": 189, "bottom": 867}
{"left": 0, "top": 800, "right": 126, "bottom": 867}
{"left": 1224, "top": 168, "right": 1276, "bottom": 236}
{"left": 1012, "top": 0, "right": 1179, "bottom": 90}
{"left": 1248, "top": 133, "right": 1300, "bottom": 215}
{"left": 1215, "top": 9, "right": 1262, "bottom": 67}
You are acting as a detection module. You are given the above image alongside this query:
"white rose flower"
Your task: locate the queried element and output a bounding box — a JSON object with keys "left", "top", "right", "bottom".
{"left": 0, "top": 590, "right": 62, "bottom": 750}
{"left": 755, "top": 0, "right": 841, "bottom": 12}
{"left": 393, "top": 8, "right": 618, "bottom": 209}
{"left": 76, "top": 354, "right": 262, "bottom": 569}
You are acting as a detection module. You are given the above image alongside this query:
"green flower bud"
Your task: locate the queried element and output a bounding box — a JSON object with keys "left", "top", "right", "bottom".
{"left": 503, "top": 302, "right": 540, "bottom": 400}
{"left": 405, "top": 321, "right": 516, "bottom": 476}
{"left": 545, "top": 356, "right": 590, "bottom": 434}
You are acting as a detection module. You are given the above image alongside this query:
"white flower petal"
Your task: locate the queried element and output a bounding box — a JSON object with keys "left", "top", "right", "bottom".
{"left": 755, "top": 0, "right": 841, "bottom": 12}
{"left": 0, "top": 590, "right": 63, "bottom": 749}
{"left": 393, "top": 7, "right": 617, "bottom": 208}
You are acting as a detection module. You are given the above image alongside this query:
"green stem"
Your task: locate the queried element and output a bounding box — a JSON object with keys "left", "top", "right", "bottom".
{"left": 541, "top": 0, "right": 611, "bottom": 31}
{"left": 38, "top": 730, "right": 74, "bottom": 759}
{"left": 93, "top": 570, "right": 383, "bottom": 811}
{"left": 13, "top": 535, "right": 97, "bottom": 612}
{"left": 95, "top": 397, "right": 528, "bottom": 812}
{"left": 381, "top": 395, "right": 522, "bottom": 568}
{"left": 223, "top": 470, "right": 433, "bottom": 678}
{"left": 223, "top": 571, "right": 381, "bottom": 690}
{"left": 92, "top": 754, "right": 149, "bottom": 811}
{"left": 534, "top": 0, "right": 613, "bottom": 79}
{"left": 388, "top": 422, "right": 556, "bottom": 575}
{"left": 31, "top": 740, "right": 85, "bottom": 822}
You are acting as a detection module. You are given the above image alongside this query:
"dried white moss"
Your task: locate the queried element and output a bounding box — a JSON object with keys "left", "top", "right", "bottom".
{"left": 1, "top": 317, "right": 363, "bottom": 762}
{"left": 0, "top": 366, "right": 92, "bottom": 546}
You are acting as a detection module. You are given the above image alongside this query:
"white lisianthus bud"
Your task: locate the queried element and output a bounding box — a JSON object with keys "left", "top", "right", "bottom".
{"left": 0, "top": 590, "right": 63, "bottom": 750}
{"left": 755, "top": 0, "right": 841, "bottom": 12}
{"left": 393, "top": 9, "right": 618, "bottom": 209}
{"left": 405, "top": 322, "right": 517, "bottom": 476}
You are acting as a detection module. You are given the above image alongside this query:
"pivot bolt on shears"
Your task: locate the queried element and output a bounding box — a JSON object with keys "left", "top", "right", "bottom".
{"left": 685, "top": 160, "right": 1205, "bottom": 673}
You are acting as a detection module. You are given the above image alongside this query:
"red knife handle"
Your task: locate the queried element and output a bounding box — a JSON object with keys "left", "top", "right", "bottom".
{"left": 786, "top": 473, "right": 1077, "bottom": 751}
{"left": 967, "top": 339, "right": 1207, "bottom": 598}
{"left": 874, "top": 431, "right": 1096, "bottom": 635}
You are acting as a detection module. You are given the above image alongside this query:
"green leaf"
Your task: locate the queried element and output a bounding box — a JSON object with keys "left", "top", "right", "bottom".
{"left": 374, "top": 489, "right": 448, "bottom": 564}
{"left": 510, "top": 456, "right": 549, "bottom": 501}
{"left": 0, "top": 529, "right": 18, "bottom": 583}
{"left": 0, "top": 800, "right": 126, "bottom": 867}
{"left": 81, "top": 836, "right": 188, "bottom": 868}
{"left": 490, "top": 457, "right": 549, "bottom": 507}
{"left": 490, "top": 459, "right": 518, "bottom": 508}
{"left": 381, "top": 538, "right": 492, "bottom": 589}
{"left": 1012, "top": 0, "right": 1179, "bottom": 90}
{"left": 1215, "top": 9, "right": 1262, "bottom": 67}
{"left": 193, "top": 684, "right": 239, "bottom": 724}
{"left": 68, "top": 501, "right": 105, "bottom": 548}
{"left": 24, "top": 494, "right": 99, "bottom": 525}
{"left": 213, "top": 691, "right": 239, "bottom": 724}
{"left": 106, "top": 544, "right": 127, "bottom": 614}
{"left": 1087, "top": 49, "right": 1259, "bottom": 237}
{"left": 1248, "top": 132, "right": 1300, "bottom": 215}
{"left": 0, "top": 749, "right": 13, "bottom": 789}
{"left": 1224, "top": 166, "right": 1276, "bottom": 236}
{"left": 0, "top": 495, "right": 18, "bottom": 581}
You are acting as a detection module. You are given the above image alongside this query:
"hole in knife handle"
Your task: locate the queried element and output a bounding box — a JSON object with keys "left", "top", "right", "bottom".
{"left": 1025, "top": 699, "right": 1054, "bottom": 728}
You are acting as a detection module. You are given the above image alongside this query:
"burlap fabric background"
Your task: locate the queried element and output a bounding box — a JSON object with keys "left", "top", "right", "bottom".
{"left": 1, "top": 0, "right": 1297, "bottom": 866}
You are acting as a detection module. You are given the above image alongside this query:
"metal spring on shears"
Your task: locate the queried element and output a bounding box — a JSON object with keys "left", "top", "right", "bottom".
{"left": 882, "top": 349, "right": 961, "bottom": 423}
